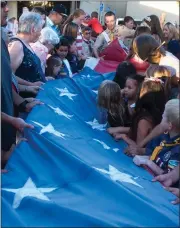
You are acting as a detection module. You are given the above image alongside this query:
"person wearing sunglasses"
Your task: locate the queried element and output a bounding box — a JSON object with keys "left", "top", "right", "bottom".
{"left": 82, "top": 27, "right": 94, "bottom": 58}
{"left": 46, "top": 4, "right": 67, "bottom": 36}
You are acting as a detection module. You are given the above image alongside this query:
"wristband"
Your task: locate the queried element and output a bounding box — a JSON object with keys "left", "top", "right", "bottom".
{"left": 18, "top": 100, "right": 28, "bottom": 112}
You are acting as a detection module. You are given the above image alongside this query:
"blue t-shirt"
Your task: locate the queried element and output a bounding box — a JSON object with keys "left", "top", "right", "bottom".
{"left": 146, "top": 133, "right": 180, "bottom": 173}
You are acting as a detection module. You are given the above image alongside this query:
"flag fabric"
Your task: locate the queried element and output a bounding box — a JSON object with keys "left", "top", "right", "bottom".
{"left": 84, "top": 57, "right": 119, "bottom": 74}
{"left": 84, "top": 38, "right": 129, "bottom": 74}
{"left": 1, "top": 67, "right": 179, "bottom": 227}
{"left": 100, "top": 38, "right": 128, "bottom": 62}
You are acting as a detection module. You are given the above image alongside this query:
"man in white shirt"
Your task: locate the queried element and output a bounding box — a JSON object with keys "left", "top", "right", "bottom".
{"left": 93, "top": 11, "right": 135, "bottom": 58}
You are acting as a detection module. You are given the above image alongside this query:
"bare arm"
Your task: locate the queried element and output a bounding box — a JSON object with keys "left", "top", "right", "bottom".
{"left": 93, "top": 46, "right": 100, "bottom": 58}
{"left": 12, "top": 89, "right": 24, "bottom": 106}
{"left": 107, "top": 126, "right": 130, "bottom": 135}
{"left": 133, "top": 155, "right": 164, "bottom": 176}
{"left": 8, "top": 41, "right": 24, "bottom": 73}
{"left": 1, "top": 112, "right": 15, "bottom": 124}
{"left": 93, "top": 34, "right": 104, "bottom": 58}
{"left": 153, "top": 165, "right": 180, "bottom": 186}
{"left": 16, "top": 76, "right": 33, "bottom": 86}
{"left": 146, "top": 160, "right": 164, "bottom": 176}
{"left": 136, "top": 119, "right": 153, "bottom": 145}
{"left": 18, "top": 85, "right": 42, "bottom": 95}
{"left": 138, "top": 123, "right": 168, "bottom": 148}
{"left": 1, "top": 112, "right": 33, "bottom": 131}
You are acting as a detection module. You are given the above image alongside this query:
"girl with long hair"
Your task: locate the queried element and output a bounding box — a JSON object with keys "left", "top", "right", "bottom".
{"left": 115, "top": 78, "right": 166, "bottom": 146}
{"left": 98, "top": 80, "right": 131, "bottom": 127}
{"left": 63, "top": 9, "right": 86, "bottom": 58}
{"left": 45, "top": 56, "right": 62, "bottom": 78}
{"left": 108, "top": 74, "right": 144, "bottom": 135}
{"left": 163, "top": 22, "right": 180, "bottom": 59}
{"left": 140, "top": 15, "right": 164, "bottom": 43}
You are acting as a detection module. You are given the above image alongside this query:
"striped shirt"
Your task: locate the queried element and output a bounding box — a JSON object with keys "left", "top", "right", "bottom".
{"left": 76, "top": 26, "right": 83, "bottom": 56}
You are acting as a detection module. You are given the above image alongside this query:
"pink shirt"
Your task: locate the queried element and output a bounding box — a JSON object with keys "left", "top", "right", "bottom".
{"left": 30, "top": 41, "right": 48, "bottom": 73}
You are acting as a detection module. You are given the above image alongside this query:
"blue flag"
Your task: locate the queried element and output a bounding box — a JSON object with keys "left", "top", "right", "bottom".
{"left": 2, "top": 67, "right": 179, "bottom": 227}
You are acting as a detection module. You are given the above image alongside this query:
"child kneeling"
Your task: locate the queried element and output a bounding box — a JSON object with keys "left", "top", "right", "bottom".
{"left": 133, "top": 99, "right": 180, "bottom": 176}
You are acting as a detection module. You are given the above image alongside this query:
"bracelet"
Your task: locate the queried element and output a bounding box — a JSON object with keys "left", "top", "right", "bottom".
{"left": 18, "top": 100, "right": 28, "bottom": 112}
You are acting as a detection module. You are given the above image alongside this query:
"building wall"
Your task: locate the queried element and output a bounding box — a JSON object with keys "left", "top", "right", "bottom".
{"left": 126, "top": 1, "right": 179, "bottom": 24}
{"left": 80, "top": 1, "right": 127, "bottom": 24}
{"left": 6, "top": 1, "right": 179, "bottom": 25}
{"left": 7, "top": 1, "right": 18, "bottom": 19}
{"left": 80, "top": 1, "right": 100, "bottom": 16}
{"left": 80, "top": 1, "right": 127, "bottom": 17}
{"left": 80, "top": 1, "right": 179, "bottom": 25}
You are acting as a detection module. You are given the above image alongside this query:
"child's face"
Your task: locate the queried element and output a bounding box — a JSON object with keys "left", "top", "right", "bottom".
{"left": 56, "top": 46, "right": 68, "bottom": 60}
{"left": 161, "top": 111, "right": 172, "bottom": 132}
{"left": 124, "top": 79, "right": 138, "bottom": 100}
{"left": 125, "top": 20, "right": 134, "bottom": 29}
{"left": 74, "top": 15, "right": 85, "bottom": 26}
{"left": 69, "top": 41, "right": 77, "bottom": 54}
{"left": 83, "top": 30, "right": 91, "bottom": 40}
{"left": 53, "top": 64, "right": 62, "bottom": 76}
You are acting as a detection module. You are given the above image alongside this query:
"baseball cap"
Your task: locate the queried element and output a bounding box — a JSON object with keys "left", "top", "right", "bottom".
{"left": 52, "top": 4, "right": 67, "bottom": 17}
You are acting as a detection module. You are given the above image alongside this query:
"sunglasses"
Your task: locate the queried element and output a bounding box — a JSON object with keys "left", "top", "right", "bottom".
{"left": 1, "top": 1, "right": 7, "bottom": 8}
{"left": 84, "top": 32, "right": 91, "bottom": 35}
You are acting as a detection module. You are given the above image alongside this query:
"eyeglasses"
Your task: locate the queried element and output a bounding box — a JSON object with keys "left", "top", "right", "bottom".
{"left": 84, "top": 32, "right": 91, "bottom": 35}
{"left": 1, "top": 1, "right": 7, "bottom": 8}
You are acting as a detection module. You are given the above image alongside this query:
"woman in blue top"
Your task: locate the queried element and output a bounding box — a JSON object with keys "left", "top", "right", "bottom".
{"left": 8, "top": 12, "right": 46, "bottom": 83}
{"left": 163, "top": 22, "right": 180, "bottom": 59}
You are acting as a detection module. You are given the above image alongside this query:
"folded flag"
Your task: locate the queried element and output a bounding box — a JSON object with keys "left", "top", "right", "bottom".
{"left": 84, "top": 57, "right": 119, "bottom": 74}
{"left": 100, "top": 38, "right": 128, "bottom": 62}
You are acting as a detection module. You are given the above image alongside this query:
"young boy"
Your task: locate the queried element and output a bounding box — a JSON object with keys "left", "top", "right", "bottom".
{"left": 53, "top": 36, "right": 73, "bottom": 78}
{"left": 88, "top": 11, "right": 103, "bottom": 37}
{"left": 82, "top": 27, "right": 94, "bottom": 58}
{"left": 64, "top": 35, "right": 84, "bottom": 74}
{"left": 133, "top": 99, "right": 180, "bottom": 176}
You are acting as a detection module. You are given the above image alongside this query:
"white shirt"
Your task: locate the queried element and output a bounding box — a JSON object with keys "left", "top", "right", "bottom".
{"left": 46, "top": 16, "right": 54, "bottom": 27}
{"left": 63, "top": 59, "right": 73, "bottom": 78}
{"left": 159, "top": 51, "right": 179, "bottom": 77}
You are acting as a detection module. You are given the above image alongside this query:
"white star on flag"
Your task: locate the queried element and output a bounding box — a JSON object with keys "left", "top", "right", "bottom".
{"left": 2, "top": 178, "right": 57, "bottom": 209}
{"left": 94, "top": 165, "right": 143, "bottom": 188}
{"left": 48, "top": 105, "right": 73, "bottom": 120}
{"left": 92, "top": 90, "right": 98, "bottom": 95}
{"left": 32, "top": 121, "right": 66, "bottom": 139}
{"left": 93, "top": 139, "right": 119, "bottom": 152}
{"left": 86, "top": 118, "right": 107, "bottom": 131}
{"left": 93, "top": 139, "right": 110, "bottom": 149}
{"left": 56, "top": 87, "right": 77, "bottom": 101}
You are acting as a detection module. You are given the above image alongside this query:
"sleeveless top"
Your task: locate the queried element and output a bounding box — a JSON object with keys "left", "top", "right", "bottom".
{"left": 11, "top": 37, "right": 46, "bottom": 83}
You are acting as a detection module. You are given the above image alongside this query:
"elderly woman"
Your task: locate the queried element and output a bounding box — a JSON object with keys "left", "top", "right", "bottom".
{"left": 31, "top": 27, "right": 59, "bottom": 73}
{"left": 8, "top": 12, "right": 45, "bottom": 83}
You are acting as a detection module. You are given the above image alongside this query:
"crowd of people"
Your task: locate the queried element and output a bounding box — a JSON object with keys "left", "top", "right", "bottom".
{"left": 1, "top": 1, "right": 180, "bottom": 205}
